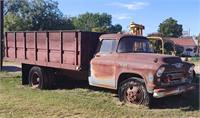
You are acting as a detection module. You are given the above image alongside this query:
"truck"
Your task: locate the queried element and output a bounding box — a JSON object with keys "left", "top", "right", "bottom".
{"left": 4, "top": 30, "right": 195, "bottom": 106}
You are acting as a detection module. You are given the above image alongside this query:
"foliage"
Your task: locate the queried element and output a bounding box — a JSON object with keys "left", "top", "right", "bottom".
{"left": 4, "top": 1, "right": 122, "bottom": 33}
{"left": 158, "top": 17, "right": 183, "bottom": 38}
{"left": 72, "top": 12, "right": 122, "bottom": 33}
{"left": 164, "top": 42, "right": 174, "bottom": 54}
{"left": 4, "top": 0, "right": 33, "bottom": 31}
{"left": 108, "top": 24, "right": 122, "bottom": 33}
{"left": 175, "top": 45, "right": 184, "bottom": 56}
{"left": 147, "top": 32, "right": 163, "bottom": 37}
{"left": 4, "top": 0, "right": 74, "bottom": 31}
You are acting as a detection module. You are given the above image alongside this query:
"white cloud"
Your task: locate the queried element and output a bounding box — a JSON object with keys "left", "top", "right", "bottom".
{"left": 113, "top": 14, "right": 131, "bottom": 20}
{"left": 108, "top": 2, "right": 149, "bottom": 10}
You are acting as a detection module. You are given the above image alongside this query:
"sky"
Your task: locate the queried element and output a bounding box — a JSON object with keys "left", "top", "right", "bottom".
{"left": 56, "top": 0, "right": 200, "bottom": 36}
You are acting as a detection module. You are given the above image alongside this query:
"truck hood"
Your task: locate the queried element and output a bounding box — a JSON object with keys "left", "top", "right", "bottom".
{"left": 130, "top": 53, "right": 182, "bottom": 64}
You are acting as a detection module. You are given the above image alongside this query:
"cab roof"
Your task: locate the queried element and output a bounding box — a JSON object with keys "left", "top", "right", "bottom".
{"left": 99, "top": 33, "right": 146, "bottom": 40}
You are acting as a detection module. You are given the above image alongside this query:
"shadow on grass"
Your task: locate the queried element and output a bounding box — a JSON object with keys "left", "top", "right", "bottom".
{"left": 54, "top": 77, "right": 116, "bottom": 93}
{"left": 54, "top": 75, "right": 199, "bottom": 111}
{"left": 150, "top": 85, "right": 199, "bottom": 111}
{"left": 2, "top": 66, "right": 21, "bottom": 72}
{"left": 54, "top": 77, "right": 116, "bottom": 94}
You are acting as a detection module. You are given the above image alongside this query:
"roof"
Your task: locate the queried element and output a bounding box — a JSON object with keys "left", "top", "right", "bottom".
{"left": 170, "top": 38, "right": 197, "bottom": 47}
{"left": 99, "top": 33, "right": 146, "bottom": 40}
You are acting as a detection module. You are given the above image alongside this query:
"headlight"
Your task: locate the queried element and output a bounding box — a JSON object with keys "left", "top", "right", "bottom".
{"left": 188, "top": 66, "right": 195, "bottom": 74}
{"left": 156, "top": 67, "right": 165, "bottom": 77}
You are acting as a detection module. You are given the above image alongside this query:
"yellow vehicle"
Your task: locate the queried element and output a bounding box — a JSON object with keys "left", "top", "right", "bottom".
{"left": 129, "top": 22, "right": 145, "bottom": 36}
{"left": 129, "top": 22, "right": 176, "bottom": 55}
{"left": 147, "top": 36, "right": 176, "bottom": 55}
{"left": 147, "top": 36, "right": 164, "bottom": 54}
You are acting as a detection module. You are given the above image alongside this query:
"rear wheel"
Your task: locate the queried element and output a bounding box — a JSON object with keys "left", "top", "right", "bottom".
{"left": 28, "top": 66, "right": 48, "bottom": 89}
{"left": 118, "top": 78, "right": 150, "bottom": 106}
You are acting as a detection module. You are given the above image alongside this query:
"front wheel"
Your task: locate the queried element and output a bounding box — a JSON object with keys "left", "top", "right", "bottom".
{"left": 118, "top": 78, "right": 151, "bottom": 106}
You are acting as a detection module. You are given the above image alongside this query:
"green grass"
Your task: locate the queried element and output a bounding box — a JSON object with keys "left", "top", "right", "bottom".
{"left": 0, "top": 72, "right": 199, "bottom": 118}
{"left": 191, "top": 57, "right": 200, "bottom": 62}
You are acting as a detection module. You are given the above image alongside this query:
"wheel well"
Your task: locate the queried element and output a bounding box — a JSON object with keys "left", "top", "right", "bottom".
{"left": 117, "top": 73, "right": 144, "bottom": 89}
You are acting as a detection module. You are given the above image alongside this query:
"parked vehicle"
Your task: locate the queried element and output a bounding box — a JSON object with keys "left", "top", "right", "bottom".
{"left": 4, "top": 31, "right": 195, "bottom": 106}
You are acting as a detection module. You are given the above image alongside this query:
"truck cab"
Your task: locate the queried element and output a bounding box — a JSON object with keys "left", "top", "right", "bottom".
{"left": 89, "top": 34, "right": 195, "bottom": 105}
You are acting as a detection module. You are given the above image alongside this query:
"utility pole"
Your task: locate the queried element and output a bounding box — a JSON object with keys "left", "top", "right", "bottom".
{"left": 0, "top": 0, "right": 3, "bottom": 71}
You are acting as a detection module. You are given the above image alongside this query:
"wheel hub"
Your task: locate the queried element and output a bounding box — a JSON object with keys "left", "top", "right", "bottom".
{"left": 126, "top": 85, "right": 144, "bottom": 104}
{"left": 31, "top": 73, "right": 40, "bottom": 88}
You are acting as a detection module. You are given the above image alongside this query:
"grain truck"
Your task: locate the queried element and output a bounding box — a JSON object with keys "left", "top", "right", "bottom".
{"left": 4, "top": 31, "right": 195, "bottom": 106}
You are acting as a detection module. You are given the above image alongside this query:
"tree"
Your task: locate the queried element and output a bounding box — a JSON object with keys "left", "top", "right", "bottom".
{"left": 4, "top": 0, "right": 33, "bottom": 31}
{"left": 30, "top": 0, "right": 74, "bottom": 30}
{"left": 4, "top": 0, "right": 74, "bottom": 31}
{"left": 4, "top": 1, "right": 122, "bottom": 33}
{"left": 108, "top": 24, "right": 122, "bottom": 33}
{"left": 147, "top": 32, "right": 163, "bottom": 37}
{"left": 158, "top": 17, "right": 183, "bottom": 38}
{"left": 72, "top": 12, "right": 122, "bottom": 33}
{"left": 4, "top": 12, "right": 28, "bottom": 31}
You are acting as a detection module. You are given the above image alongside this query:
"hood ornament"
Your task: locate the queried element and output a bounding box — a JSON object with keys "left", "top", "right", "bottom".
{"left": 172, "top": 63, "right": 183, "bottom": 69}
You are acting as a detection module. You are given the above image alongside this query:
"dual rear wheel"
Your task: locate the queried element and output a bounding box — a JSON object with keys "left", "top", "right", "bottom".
{"left": 28, "top": 66, "right": 54, "bottom": 90}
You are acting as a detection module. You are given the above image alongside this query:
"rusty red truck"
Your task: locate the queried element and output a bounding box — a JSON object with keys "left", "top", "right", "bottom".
{"left": 4, "top": 31, "right": 195, "bottom": 106}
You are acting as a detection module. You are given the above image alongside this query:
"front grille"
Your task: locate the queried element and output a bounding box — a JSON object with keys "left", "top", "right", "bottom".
{"left": 160, "top": 71, "right": 188, "bottom": 86}
{"left": 164, "top": 71, "right": 185, "bottom": 79}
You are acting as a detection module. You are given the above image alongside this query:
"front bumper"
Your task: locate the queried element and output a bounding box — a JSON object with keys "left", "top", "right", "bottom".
{"left": 153, "top": 84, "right": 195, "bottom": 98}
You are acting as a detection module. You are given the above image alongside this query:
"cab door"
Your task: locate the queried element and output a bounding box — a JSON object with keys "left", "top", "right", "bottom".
{"left": 89, "top": 39, "right": 117, "bottom": 89}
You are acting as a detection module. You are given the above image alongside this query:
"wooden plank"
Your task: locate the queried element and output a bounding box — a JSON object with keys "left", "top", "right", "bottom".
{"left": 5, "top": 58, "right": 77, "bottom": 70}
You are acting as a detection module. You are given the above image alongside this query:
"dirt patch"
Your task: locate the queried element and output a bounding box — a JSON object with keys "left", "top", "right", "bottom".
{"left": 3, "top": 61, "right": 21, "bottom": 67}
{"left": 2, "top": 61, "right": 21, "bottom": 72}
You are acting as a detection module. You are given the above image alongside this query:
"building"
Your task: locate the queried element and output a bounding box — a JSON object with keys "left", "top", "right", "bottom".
{"left": 171, "top": 38, "right": 198, "bottom": 57}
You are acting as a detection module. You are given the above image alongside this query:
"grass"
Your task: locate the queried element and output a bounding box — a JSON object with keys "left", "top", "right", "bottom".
{"left": 0, "top": 72, "right": 200, "bottom": 118}
{"left": 191, "top": 57, "right": 200, "bottom": 62}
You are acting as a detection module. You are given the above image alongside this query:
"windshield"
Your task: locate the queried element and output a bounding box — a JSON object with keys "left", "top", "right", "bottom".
{"left": 118, "top": 37, "right": 152, "bottom": 53}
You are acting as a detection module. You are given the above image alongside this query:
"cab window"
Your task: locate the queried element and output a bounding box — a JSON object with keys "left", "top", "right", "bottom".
{"left": 117, "top": 37, "right": 150, "bottom": 53}
{"left": 99, "top": 39, "right": 116, "bottom": 53}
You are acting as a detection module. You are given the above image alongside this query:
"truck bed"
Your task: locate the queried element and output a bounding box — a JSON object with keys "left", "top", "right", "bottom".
{"left": 5, "top": 31, "right": 101, "bottom": 71}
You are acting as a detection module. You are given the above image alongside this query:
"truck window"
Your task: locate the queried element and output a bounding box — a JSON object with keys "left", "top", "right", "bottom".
{"left": 99, "top": 40, "right": 116, "bottom": 54}
{"left": 117, "top": 37, "right": 150, "bottom": 53}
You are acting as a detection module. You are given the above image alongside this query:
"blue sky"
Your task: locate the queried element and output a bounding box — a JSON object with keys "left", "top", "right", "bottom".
{"left": 56, "top": 0, "right": 200, "bottom": 36}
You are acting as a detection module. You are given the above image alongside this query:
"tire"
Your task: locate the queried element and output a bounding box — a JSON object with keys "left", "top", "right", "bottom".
{"left": 118, "top": 77, "right": 150, "bottom": 106}
{"left": 28, "top": 66, "right": 48, "bottom": 90}
{"left": 22, "top": 64, "right": 30, "bottom": 85}
{"left": 46, "top": 69, "right": 55, "bottom": 89}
